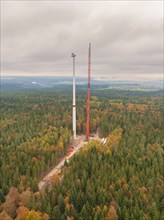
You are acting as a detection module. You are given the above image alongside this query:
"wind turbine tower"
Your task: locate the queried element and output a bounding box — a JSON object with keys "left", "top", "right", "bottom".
{"left": 71, "top": 53, "right": 76, "bottom": 140}
{"left": 86, "top": 43, "right": 91, "bottom": 140}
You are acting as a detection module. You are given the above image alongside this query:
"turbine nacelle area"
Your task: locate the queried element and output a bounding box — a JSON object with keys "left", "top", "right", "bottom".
{"left": 71, "top": 53, "right": 76, "bottom": 58}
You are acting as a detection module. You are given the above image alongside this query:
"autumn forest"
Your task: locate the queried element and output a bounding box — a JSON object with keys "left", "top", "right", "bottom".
{"left": 0, "top": 86, "right": 163, "bottom": 220}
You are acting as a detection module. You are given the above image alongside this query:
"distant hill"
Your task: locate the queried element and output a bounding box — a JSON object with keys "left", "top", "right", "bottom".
{"left": 1, "top": 76, "right": 163, "bottom": 91}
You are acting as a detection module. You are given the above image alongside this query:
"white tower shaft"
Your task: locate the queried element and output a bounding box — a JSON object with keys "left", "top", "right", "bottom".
{"left": 72, "top": 54, "right": 76, "bottom": 139}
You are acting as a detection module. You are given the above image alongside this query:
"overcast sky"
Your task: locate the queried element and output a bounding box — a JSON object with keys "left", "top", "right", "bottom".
{"left": 1, "top": 1, "right": 163, "bottom": 81}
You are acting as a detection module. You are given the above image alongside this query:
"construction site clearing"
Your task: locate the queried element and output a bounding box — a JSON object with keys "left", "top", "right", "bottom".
{"left": 38, "top": 133, "right": 104, "bottom": 191}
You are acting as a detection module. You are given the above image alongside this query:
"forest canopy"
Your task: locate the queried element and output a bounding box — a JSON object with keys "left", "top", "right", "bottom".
{"left": 0, "top": 87, "right": 163, "bottom": 219}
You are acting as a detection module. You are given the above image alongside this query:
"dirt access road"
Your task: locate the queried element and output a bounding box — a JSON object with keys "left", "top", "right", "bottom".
{"left": 38, "top": 135, "right": 100, "bottom": 190}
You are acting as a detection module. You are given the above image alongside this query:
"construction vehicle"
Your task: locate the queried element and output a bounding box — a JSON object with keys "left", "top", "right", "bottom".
{"left": 66, "top": 152, "right": 71, "bottom": 156}
{"left": 89, "top": 134, "right": 94, "bottom": 137}
{"left": 61, "top": 164, "right": 64, "bottom": 169}
{"left": 57, "top": 169, "right": 61, "bottom": 175}
{"left": 70, "top": 145, "right": 75, "bottom": 149}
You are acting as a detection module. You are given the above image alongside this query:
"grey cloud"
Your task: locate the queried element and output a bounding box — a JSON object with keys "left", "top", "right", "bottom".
{"left": 1, "top": 1, "right": 163, "bottom": 81}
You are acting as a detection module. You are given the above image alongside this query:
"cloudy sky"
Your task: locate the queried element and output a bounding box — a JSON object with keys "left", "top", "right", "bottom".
{"left": 1, "top": 1, "right": 163, "bottom": 81}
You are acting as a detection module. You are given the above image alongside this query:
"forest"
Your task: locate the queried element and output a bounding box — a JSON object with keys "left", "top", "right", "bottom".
{"left": 0, "top": 87, "right": 163, "bottom": 220}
